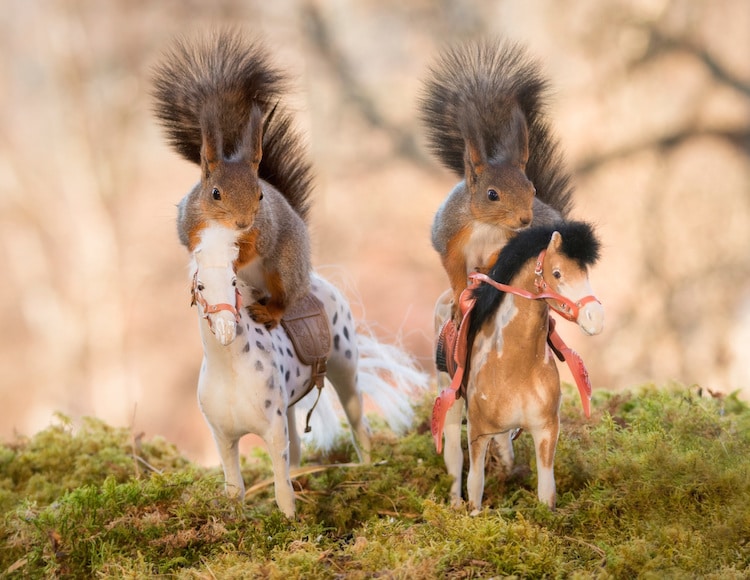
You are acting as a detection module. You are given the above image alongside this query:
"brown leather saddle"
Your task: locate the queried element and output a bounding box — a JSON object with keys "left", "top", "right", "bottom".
{"left": 435, "top": 282, "right": 479, "bottom": 395}
{"left": 431, "top": 283, "right": 478, "bottom": 453}
{"left": 280, "top": 292, "right": 331, "bottom": 424}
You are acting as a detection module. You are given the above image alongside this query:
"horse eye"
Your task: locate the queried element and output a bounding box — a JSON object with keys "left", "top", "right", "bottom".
{"left": 232, "top": 278, "right": 237, "bottom": 287}
{"left": 212, "top": 188, "right": 221, "bottom": 201}
{"left": 553, "top": 270, "right": 562, "bottom": 280}
{"left": 487, "top": 189, "right": 499, "bottom": 201}
{"left": 197, "top": 283, "right": 205, "bottom": 291}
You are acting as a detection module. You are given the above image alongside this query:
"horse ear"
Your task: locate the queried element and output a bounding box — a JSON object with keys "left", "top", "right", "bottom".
{"left": 548, "top": 231, "right": 563, "bottom": 252}
{"left": 200, "top": 104, "right": 223, "bottom": 179}
{"left": 241, "top": 104, "right": 263, "bottom": 173}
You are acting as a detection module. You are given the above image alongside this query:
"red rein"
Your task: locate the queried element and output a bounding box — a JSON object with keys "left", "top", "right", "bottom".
{"left": 190, "top": 272, "right": 243, "bottom": 331}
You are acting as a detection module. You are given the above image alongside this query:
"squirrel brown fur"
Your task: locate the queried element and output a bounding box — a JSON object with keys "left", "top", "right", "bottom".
{"left": 151, "top": 29, "right": 314, "bottom": 329}
{"left": 420, "top": 39, "right": 574, "bottom": 319}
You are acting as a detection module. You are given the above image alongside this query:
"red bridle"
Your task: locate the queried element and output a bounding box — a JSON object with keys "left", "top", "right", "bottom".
{"left": 468, "top": 249, "right": 600, "bottom": 323}
{"left": 190, "top": 271, "right": 243, "bottom": 330}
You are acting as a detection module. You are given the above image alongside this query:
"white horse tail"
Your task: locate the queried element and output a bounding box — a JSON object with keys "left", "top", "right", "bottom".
{"left": 294, "top": 326, "right": 429, "bottom": 451}
{"left": 354, "top": 329, "right": 430, "bottom": 435}
{"left": 292, "top": 384, "right": 346, "bottom": 452}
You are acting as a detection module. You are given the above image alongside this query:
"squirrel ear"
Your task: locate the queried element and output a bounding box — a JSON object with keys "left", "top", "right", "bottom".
{"left": 200, "top": 105, "right": 223, "bottom": 178}
{"left": 460, "top": 112, "right": 486, "bottom": 186}
{"left": 241, "top": 104, "right": 263, "bottom": 173}
{"left": 464, "top": 135, "right": 486, "bottom": 186}
{"left": 508, "top": 106, "right": 530, "bottom": 169}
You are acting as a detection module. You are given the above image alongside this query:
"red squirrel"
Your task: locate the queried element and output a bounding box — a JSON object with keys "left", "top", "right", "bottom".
{"left": 420, "top": 39, "right": 574, "bottom": 320}
{"left": 152, "top": 29, "right": 314, "bottom": 329}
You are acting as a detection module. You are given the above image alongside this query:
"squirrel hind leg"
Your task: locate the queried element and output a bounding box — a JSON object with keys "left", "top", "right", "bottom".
{"left": 247, "top": 301, "right": 283, "bottom": 330}
{"left": 251, "top": 270, "right": 292, "bottom": 329}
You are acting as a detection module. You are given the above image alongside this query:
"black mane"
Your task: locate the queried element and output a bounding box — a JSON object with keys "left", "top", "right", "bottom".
{"left": 467, "top": 221, "right": 600, "bottom": 340}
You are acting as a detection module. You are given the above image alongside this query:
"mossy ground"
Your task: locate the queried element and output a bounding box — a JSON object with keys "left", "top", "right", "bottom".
{"left": 1, "top": 385, "right": 748, "bottom": 578}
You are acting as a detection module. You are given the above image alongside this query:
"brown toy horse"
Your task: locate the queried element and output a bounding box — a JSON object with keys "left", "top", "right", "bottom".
{"left": 434, "top": 221, "right": 602, "bottom": 513}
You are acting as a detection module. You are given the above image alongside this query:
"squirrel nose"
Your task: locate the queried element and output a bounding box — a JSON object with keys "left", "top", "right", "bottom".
{"left": 236, "top": 221, "right": 249, "bottom": 229}
{"left": 519, "top": 213, "right": 532, "bottom": 227}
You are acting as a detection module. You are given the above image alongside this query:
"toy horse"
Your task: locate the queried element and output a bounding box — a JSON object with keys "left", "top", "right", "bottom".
{"left": 434, "top": 222, "right": 603, "bottom": 513}
{"left": 190, "top": 224, "right": 375, "bottom": 518}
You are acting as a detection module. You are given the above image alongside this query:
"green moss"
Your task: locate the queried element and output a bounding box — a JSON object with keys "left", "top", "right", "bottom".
{"left": 1, "top": 385, "right": 749, "bottom": 578}
{"left": 0, "top": 414, "right": 189, "bottom": 512}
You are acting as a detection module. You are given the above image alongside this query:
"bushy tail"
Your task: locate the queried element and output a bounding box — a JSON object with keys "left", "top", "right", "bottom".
{"left": 294, "top": 326, "right": 430, "bottom": 451}
{"left": 419, "top": 38, "right": 573, "bottom": 217}
{"left": 151, "top": 28, "right": 313, "bottom": 220}
{"left": 354, "top": 332, "right": 430, "bottom": 434}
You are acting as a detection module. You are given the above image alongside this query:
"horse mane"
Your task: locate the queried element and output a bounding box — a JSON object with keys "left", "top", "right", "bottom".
{"left": 468, "top": 221, "right": 600, "bottom": 340}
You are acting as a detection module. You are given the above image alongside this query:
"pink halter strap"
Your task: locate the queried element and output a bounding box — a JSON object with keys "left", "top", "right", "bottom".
{"left": 190, "top": 271, "right": 243, "bottom": 330}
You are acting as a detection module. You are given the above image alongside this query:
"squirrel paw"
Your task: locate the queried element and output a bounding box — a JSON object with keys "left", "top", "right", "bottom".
{"left": 247, "top": 303, "right": 282, "bottom": 330}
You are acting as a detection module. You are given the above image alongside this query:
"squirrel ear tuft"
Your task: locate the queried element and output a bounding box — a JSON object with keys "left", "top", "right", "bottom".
{"left": 200, "top": 104, "right": 223, "bottom": 178}
{"left": 460, "top": 111, "right": 486, "bottom": 186}
{"left": 463, "top": 135, "right": 486, "bottom": 186}
{"left": 507, "top": 106, "right": 529, "bottom": 169}
{"left": 513, "top": 109, "right": 529, "bottom": 170}
{"left": 241, "top": 104, "right": 264, "bottom": 172}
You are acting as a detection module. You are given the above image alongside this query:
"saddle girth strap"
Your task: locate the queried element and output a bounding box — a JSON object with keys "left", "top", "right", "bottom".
{"left": 303, "top": 380, "right": 325, "bottom": 433}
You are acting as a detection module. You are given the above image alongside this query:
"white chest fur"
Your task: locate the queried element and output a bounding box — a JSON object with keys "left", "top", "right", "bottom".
{"left": 463, "top": 223, "right": 509, "bottom": 274}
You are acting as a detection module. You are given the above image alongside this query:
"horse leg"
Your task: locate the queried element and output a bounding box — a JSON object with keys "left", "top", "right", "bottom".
{"left": 530, "top": 419, "right": 560, "bottom": 509}
{"left": 466, "top": 424, "right": 491, "bottom": 516}
{"left": 491, "top": 431, "right": 515, "bottom": 476}
{"left": 266, "top": 413, "right": 296, "bottom": 518}
{"left": 286, "top": 408, "right": 301, "bottom": 468}
{"left": 443, "top": 389, "right": 465, "bottom": 507}
{"left": 211, "top": 431, "right": 245, "bottom": 498}
{"left": 326, "top": 364, "right": 372, "bottom": 464}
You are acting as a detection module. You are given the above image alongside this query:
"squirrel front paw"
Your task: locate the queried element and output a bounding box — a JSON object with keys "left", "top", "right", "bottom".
{"left": 247, "top": 302, "right": 282, "bottom": 330}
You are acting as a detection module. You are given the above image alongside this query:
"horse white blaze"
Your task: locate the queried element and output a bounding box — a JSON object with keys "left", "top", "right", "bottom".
{"left": 211, "top": 311, "right": 237, "bottom": 346}
{"left": 192, "top": 225, "right": 241, "bottom": 345}
{"left": 558, "top": 277, "right": 604, "bottom": 336}
{"left": 580, "top": 301, "right": 604, "bottom": 336}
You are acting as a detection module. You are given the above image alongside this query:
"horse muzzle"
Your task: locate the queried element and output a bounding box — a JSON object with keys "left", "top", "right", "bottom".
{"left": 210, "top": 312, "right": 238, "bottom": 345}
{"left": 577, "top": 300, "right": 604, "bottom": 336}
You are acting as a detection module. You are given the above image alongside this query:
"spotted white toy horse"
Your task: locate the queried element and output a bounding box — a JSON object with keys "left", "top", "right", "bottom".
{"left": 433, "top": 221, "right": 603, "bottom": 513}
{"left": 190, "top": 224, "right": 375, "bottom": 518}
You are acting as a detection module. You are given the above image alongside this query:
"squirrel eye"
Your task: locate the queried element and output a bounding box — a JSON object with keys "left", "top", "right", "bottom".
{"left": 212, "top": 187, "right": 221, "bottom": 201}
{"left": 231, "top": 278, "right": 237, "bottom": 287}
{"left": 259, "top": 191, "right": 263, "bottom": 201}
{"left": 487, "top": 188, "right": 499, "bottom": 201}
{"left": 197, "top": 283, "right": 205, "bottom": 291}
{"left": 552, "top": 269, "right": 562, "bottom": 280}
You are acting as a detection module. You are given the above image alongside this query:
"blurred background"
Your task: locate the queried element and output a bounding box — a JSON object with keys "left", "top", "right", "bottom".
{"left": 1, "top": 0, "right": 748, "bottom": 463}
